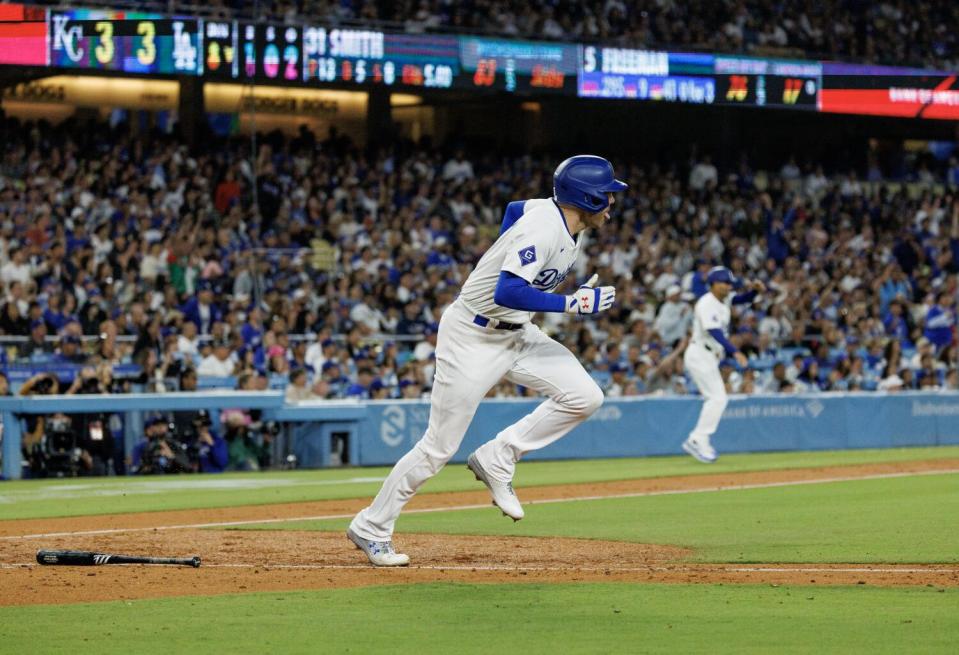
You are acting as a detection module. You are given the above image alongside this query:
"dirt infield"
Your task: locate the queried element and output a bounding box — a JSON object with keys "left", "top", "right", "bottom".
{"left": 2, "top": 458, "right": 958, "bottom": 606}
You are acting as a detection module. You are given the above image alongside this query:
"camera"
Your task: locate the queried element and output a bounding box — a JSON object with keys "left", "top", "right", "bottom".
{"left": 177, "top": 409, "right": 212, "bottom": 445}
{"left": 262, "top": 420, "right": 281, "bottom": 437}
{"left": 32, "top": 374, "right": 57, "bottom": 395}
{"left": 137, "top": 416, "right": 193, "bottom": 475}
{"left": 41, "top": 415, "right": 81, "bottom": 477}
{"left": 78, "top": 376, "right": 102, "bottom": 394}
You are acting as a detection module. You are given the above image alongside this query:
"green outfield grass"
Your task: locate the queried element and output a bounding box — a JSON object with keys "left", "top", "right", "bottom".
{"left": 243, "top": 472, "right": 959, "bottom": 563}
{"left": 1, "top": 583, "right": 956, "bottom": 654}
{"left": 1, "top": 446, "right": 957, "bottom": 521}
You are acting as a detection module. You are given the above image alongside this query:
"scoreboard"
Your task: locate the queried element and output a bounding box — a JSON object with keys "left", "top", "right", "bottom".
{"left": 202, "top": 19, "right": 236, "bottom": 79}
{"left": 578, "top": 47, "right": 716, "bottom": 103}
{"left": 1, "top": 4, "right": 958, "bottom": 120}
{"left": 49, "top": 9, "right": 198, "bottom": 74}
{"left": 238, "top": 22, "right": 302, "bottom": 82}
{"left": 713, "top": 56, "right": 819, "bottom": 109}
{"left": 301, "top": 28, "right": 458, "bottom": 88}
{"left": 459, "top": 38, "right": 578, "bottom": 94}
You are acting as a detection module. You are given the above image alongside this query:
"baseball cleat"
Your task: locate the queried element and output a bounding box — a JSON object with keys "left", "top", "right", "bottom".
{"left": 466, "top": 452, "right": 524, "bottom": 521}
{"left": 347, "top": 528, "right": 410, "bottom": 567}
{"left": 682, "top": 437, "right": 718, "bottom": 464}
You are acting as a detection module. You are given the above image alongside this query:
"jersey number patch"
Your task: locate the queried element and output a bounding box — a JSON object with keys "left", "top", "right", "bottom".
{"left": 518, "top": 245, "right": 537, "bottom": 266}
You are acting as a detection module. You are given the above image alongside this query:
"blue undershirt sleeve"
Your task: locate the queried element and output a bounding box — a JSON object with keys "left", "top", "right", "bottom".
{"left": 494, "top": 271, "right": 568, "bottom": 313}
{"left": 707, "top": 328, "right": 739, "bottom": 356}
{"left": 731, "top": 290, "right": 757, "bottom": 305}
{"left": 499, "top": 201, "right": 527, "bottom": 235}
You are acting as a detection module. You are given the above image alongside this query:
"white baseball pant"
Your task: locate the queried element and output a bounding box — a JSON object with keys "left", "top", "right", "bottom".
{"left": 350, "top": 298, "right": 603, "bottom": 541}
{"left": 683, "top": 342, "right": 728, "bottom": 443}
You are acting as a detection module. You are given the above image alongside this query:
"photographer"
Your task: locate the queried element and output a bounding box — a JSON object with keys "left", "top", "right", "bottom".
{"left": 65, "top": 366, "right": 114, "bottom": 476}
{"left": 187, "top": 410, "right": 228, "bottom": 474}
{"left": 220, "top": 373, "right": 277, "bottom": 470}
{"left": 131, "top": 415, "right": 191, "bottom": 475}
{"left": 18, "top": 372, "right": 59, "bottom": 476}
{"left": 165, "top": 366, "right": 200, "bottom": 434}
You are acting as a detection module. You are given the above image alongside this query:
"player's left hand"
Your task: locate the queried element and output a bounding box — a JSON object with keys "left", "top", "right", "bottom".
{"left": 566, "top": 274, "right": 616, "bottom": 314}
{"left": 750, "top": 280, "right": 766, "bottom": 293}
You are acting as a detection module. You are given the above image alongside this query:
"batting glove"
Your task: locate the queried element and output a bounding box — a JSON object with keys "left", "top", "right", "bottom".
{"left": 566, "top": 274, "right": 616, "bottom": 314}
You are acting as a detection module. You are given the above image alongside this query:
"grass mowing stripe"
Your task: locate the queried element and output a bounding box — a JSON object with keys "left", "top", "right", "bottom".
{"left": 7, "top": 468, "right": 955, "bottom": 540}
{"left": 0, "top": 583, "right": 955, "bottom": 654}
{"left": 2, "top": 446, "right": 959, "bottom": 521}
{"left": 247, "top": 472, "right": 959, "bottom": 564}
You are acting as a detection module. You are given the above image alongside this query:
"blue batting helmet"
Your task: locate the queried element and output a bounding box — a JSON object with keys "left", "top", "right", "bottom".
{"left": 553, "top": 155, "right": 628, "bottom": 213}
{"left": 707, "top": 266, "right": 736, "bottom": 286}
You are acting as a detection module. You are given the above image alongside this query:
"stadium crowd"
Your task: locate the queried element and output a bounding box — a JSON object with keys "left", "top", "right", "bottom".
{"left": 35, "top": 0, "right": 959, "bottom": 71}
{"left": 0, "top": 116, "right": 957, "bottom": 411}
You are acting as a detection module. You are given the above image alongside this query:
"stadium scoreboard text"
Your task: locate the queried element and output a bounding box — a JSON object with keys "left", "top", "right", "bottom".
{"left": 49, "top": 10, "right": 198, "bottom": 74}
{"left": 2, "top": 3, "right": 959, "bottom": 120}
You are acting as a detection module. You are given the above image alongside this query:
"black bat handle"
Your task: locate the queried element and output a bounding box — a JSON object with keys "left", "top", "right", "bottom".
{"left": 148, "top": 556, "right": 201, "bottom": 568}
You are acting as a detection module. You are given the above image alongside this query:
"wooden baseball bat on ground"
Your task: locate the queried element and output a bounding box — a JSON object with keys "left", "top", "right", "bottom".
{"left": 36, "top": 549, "right": 201, "bottom": 568}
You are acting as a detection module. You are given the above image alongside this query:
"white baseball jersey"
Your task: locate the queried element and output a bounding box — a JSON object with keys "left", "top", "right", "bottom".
{"left": 690, "top": 291, "right": 731, "bottom": 356}
{"left": 684, "top": 291, "right": 734, "bottom": 448}
{"left": 351, "top": 197, "right": 606, "bottom": 542}
{"left": 459, "top": 198, "right": 582, "bottom": 323}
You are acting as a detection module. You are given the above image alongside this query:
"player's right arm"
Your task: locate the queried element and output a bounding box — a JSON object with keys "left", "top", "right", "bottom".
{"left": 494, "top": 272, "right": 567, "bottom": 312}
{"left": 493, "top": 219, "right": 614, "bottom": 314}
{"left": 495, "top": 271, "right": 616, "bottom": 315}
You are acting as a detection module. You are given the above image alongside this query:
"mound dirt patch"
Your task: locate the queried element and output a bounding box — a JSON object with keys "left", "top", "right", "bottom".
{"left": 1, "top": 458, "right": 958, "bottom": 606}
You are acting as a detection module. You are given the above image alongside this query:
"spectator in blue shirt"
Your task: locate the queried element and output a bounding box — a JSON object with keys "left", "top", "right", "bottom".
{"left": 191, "top": 412, "right": 229, "bottom": 474}
{"left": 345, "top": 367, "right": 376, "bottom": 398}
{"left": 321, "top": 361, "right": 350, "bottom": 396}
{"left": 877, "top": 263, "right": 912, "bottom": 315}
{"left": 240, "top": 306, "right": 265, "bottom": 348}
{"left": 180, "top": 281, "right": 223, "bottom": 335}
{"left": 54, "top": 334, "right": 87, "bottom": 364}
{"left": 882, "top": 299, "right": 912, "bottom": 345}
{"left": 924, "top": 292, "right": 956, "bottom": 350}
{"left": 396, "top": 299, "right": 428, "bottom": 336}
{"left": 688, "top": 260, "right": 711, "bottom": 299}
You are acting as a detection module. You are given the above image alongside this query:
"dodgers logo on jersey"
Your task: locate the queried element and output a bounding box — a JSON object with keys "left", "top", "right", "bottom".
{"left": 532, "top": 261, "right": 575, "bottom": 291}
{"left": 518, "top": 246, "right": 537, "bottom": 266}
{"left": 534, "top": 269, "right": 559, "bottom": 289}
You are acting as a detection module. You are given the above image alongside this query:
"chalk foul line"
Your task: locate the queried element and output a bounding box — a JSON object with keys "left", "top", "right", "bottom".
{"left": 1, "top": 562, "right": 956, "bottom": 575}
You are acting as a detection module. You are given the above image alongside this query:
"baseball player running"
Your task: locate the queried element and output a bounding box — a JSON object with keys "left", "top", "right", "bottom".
{"left": 682, "top": 266, "right": 763, "bottom": 463}
{"left": 347, "top": 155, "right": 627, "bottom": 566}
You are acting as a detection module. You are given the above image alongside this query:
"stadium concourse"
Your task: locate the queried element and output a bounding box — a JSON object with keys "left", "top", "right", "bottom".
{"left": 35, "top": 0, "right": 959, "bottom": 71}
{"left": 0, "top": 116, "right": 957, "bottom": 405}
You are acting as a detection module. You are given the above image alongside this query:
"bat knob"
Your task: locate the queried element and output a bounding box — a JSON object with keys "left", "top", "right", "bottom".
{"left": 191, "top": 557, "right": 201, "bottom": 568}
